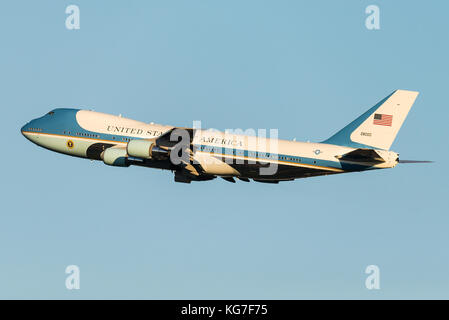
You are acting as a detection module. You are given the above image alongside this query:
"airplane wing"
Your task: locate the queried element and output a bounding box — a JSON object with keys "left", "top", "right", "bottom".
{"left": 153, "top": 127, "right": 205, "bottom": 178}
{"left": 154, "top": 127, "right": 194, "bottom": 149}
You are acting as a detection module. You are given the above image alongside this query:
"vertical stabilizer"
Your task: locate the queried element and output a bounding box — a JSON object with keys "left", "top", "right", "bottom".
{"left": 323, "top": 90, "right": 419, "bottom": 150}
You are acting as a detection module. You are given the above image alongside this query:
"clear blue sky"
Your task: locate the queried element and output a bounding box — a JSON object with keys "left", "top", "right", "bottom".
{"left": 1, "top": 0, "right": 448, "bottom": 299}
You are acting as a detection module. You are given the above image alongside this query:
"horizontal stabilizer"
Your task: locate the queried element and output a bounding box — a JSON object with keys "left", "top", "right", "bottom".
{"left": 336, "top": 148, "right": 385, "bottom": 163}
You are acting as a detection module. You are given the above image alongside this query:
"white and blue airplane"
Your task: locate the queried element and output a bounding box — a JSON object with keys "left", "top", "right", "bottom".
{"left": 21, "top": 90, "right": 429, "bottom": 183}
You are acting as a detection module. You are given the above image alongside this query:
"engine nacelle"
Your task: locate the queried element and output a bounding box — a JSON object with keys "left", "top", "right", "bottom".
{"left": 127, "top": 139, "right": 154, "bottom": 158}
{"left": 101, "top": 147, "right": 129, "bottom": 167}
{"left": 127, "top": 139, "right": 169, "bottom": 160}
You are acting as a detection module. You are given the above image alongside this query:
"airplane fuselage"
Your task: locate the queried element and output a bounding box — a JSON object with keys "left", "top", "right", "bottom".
{"left": 21, "top": 108, "right": 399, "bottom": 183}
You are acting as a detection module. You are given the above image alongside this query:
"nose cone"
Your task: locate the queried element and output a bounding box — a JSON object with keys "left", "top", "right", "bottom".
{"left": 21, "top": 123, "right": 27, "bottom": 135}
{"left": 21, "top": 121, "right": 34, "bottom": 141}
{"left": 21, "top": 123, "right": 29, "bottom": 138}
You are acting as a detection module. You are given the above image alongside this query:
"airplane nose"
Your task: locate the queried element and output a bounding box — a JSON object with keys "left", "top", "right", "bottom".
{"left": 21, "top": 122, "right": 32, "bottom": 140}
{"left": 21, "top": 123, "right": 27, "bottom": 136}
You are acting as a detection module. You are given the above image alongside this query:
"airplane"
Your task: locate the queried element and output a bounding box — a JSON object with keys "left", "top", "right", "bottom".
{"left": 21, "top": 89, "right": 430, "bottom": 183}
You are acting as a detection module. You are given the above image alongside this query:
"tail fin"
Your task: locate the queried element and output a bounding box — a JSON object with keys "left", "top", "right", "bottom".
{"left": 322, "top": 90, "right": 419, "bottom": 150}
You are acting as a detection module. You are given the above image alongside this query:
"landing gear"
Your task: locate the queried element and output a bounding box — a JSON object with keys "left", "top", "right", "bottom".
{"left": 174, "top": 171, "right": 191, "bottom": 184}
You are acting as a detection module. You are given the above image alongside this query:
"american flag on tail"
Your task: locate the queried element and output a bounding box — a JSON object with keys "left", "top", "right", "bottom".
{"left": 373, "top": 113, "right": 393, "bottom": 126}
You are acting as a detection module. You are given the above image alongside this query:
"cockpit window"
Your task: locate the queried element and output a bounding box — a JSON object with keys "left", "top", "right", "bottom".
{"left": 47, "top": 111, "right": 55, "bottom": 116}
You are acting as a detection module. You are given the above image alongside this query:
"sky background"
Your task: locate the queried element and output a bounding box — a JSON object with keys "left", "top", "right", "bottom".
{"left": 0, "top": 0, "right": 448, "bottom": 299}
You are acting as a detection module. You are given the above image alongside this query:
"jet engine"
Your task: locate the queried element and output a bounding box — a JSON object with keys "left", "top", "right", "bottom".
{"left": 101, "top": 147, "right": 129, "bottom": 167}
{"left": 126, "top": 139, "right": 169, "bottom": 160}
